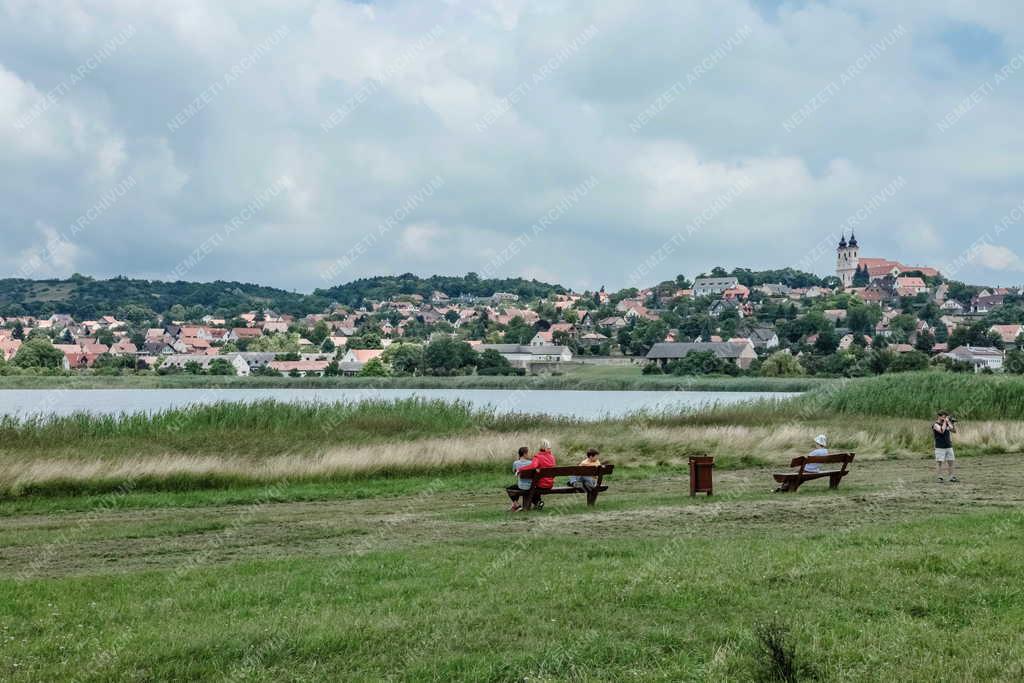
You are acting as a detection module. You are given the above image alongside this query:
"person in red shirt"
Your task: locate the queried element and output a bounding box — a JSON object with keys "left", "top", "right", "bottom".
{"left": 516, "top": 439, "right": 557, "bottom": 509}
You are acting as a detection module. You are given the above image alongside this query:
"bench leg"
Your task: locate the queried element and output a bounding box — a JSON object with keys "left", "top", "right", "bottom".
{"left": 829, "top": 473, "right": 844, "bottom": 489}
{"left": 785, "top": 479, "right": 804, "bottom": 493}
{"left": 586, "top": 490, "right": 598, "bottom": 506}
{"left": 522, "top": 490, "right": 534, "bottom": 511}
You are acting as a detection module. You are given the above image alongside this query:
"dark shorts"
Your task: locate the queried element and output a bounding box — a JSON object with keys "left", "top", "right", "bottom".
{"left": 506, "top": 485, "right": 528, "bottom": 500}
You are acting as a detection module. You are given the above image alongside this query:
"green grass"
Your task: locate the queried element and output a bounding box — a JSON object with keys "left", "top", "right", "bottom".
{"left": 3, "top": 455, "right": 1023, "bottom": 681}
{"left": 799, "top": 371, "right": 1024, "bottom": 421}
{"left": 0, "top": 398, "right": 560, "bottom": 457}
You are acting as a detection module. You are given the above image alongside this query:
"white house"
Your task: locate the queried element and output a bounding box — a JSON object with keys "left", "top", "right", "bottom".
{"left": 943, "top": 346, "right": 1004, "bottom": 372}
{"left": 692, "top": 277, "right": 739, "bottom": 297}
{"left": 478, "top": 344, "right": 573, "bottom": 368}
{"left": 161, "top": 354, "right": 250, "bottom": 376}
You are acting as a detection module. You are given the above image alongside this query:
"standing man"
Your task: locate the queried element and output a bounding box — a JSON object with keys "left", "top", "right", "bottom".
{"left": 933, "top": 410, "right": 958, "bottom": 483}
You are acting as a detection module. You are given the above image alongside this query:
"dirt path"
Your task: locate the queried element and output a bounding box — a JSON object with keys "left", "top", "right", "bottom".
{"left": 2, "top": 455, "right": 1021, "bottom": 579}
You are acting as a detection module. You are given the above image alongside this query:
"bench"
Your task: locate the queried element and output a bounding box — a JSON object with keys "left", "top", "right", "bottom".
{"left": 773, "top": 452, "right": 855, "bottom": 492}
{"left": 515, "top": 465, "right": 614, "bottom": 510}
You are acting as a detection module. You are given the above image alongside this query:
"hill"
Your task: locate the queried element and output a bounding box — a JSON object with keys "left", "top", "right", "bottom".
{"left": 0, "top": 274, "right": 328, "bottom": 319}
{"left": 0, "top": 272, "right": 568, "bottom": 319}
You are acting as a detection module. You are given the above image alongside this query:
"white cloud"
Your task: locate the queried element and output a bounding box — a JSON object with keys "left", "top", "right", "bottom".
{"left": 1, "top": 1, "right": 1023, "bottom": 290}
{"left": 972, "top": 243, "right": 1022, "bottom": 272}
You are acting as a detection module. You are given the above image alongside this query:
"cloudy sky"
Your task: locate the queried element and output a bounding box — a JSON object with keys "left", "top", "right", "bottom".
{"left": 2, "top": 1, "right": 1023, "bottom": 292}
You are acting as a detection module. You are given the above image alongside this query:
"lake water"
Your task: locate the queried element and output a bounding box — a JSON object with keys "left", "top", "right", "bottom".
{"left": 0, "top": 389, "right": 799, "bottom": 421}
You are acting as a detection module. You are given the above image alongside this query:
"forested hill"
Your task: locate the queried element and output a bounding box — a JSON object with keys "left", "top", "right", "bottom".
{"left": 0, "top": 275, "right": 328, "bottom": 319}
{"left": 0, "top": 272, "right": 568, "bottom": 319}
{"left": 312, "top": 273, "right": 567, "bottom": 307}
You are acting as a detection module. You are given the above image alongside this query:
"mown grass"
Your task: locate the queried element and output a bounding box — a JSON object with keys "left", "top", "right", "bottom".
{"left": 3, "top": 484, "right": 1023, "bottom": 681}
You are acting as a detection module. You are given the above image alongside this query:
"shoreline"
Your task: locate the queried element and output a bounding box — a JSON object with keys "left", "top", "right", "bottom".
{"left": 0, "top": 373, "right": 828, "bottom": 392}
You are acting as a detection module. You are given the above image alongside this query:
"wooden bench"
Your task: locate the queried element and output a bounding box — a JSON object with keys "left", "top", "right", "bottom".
{"left": 773, "top": 452, "right": 855, "bottom": 492}
{"left": 516, "top": 465, "right": 614, "bottom": 510}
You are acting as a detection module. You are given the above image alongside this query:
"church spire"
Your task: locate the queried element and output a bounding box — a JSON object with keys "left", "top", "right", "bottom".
{"left": 838, "top": 232, "right": 847, "bottom": 249}
{"left": 848, "top": 231, "right": 858, "bottom": 247}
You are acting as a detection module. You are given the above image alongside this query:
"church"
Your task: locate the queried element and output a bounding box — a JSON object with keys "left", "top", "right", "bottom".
{"left": 836, "top": 233, "right": 940, "bottom": 288}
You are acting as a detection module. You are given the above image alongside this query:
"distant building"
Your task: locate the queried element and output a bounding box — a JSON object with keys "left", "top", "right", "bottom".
{"left": 478, "top": 344, "right": 573, "bottom": 368}
{"left": 944, "top": 346, "right": 1004, "bottom": 372}
{"left": 692, "top": 277, "right": 739, "bottom": 297}
{"left": 645, "top": 341, "right": 757, "bottom": 370}
{"left": 836, "top": 232, "right": 860, "bottom": 287}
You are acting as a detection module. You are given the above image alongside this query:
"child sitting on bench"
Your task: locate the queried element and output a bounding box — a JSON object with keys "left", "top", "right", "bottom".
{"left": 506, "top": 446, "right": 533, "bottom": 511}
{"left": 568, "top": 448, "right": 601, "bottom": 491}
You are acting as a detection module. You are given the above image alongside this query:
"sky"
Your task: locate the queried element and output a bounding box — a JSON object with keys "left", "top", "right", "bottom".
{"left": 2, "top": 0, "right": 1023, "bottom": 293}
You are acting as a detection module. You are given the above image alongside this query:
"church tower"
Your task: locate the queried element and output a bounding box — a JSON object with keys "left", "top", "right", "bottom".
{"left": 836, "top": 232, "right": 860, "bottom": 287}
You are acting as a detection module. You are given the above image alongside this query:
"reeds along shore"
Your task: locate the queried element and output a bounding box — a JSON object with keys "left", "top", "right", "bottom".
{"left": 3, "top": 372, "right": 1024, "bottom": 496}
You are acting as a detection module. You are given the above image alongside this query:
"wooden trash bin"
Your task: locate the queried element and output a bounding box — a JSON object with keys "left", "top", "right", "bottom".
{"left": 689, "top": 456, "right": 714, "bottom": 496}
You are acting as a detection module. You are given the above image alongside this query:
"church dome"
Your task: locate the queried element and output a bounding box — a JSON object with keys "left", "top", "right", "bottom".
{"left": 838, "top": 234, "right": 847, "bottom": 249}
{"left": 848, "top": 232, "right": 858, "bottom": 247}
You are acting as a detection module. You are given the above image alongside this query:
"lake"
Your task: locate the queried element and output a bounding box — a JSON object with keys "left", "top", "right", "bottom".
{"left": 0, "top": 388, "right": 798, "bottom": 420}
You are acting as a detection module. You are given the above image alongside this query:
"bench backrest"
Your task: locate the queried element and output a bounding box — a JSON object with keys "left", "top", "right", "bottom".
{"left": 788, "top": 452, "right": 855, "bottom": 473}
{"left": 519, "top": 465, "right": 614, "bottom": 483}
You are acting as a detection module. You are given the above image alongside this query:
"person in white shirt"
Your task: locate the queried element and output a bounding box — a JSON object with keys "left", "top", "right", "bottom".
{"left": 805, "top": 434, "right": 829, "bottom": 472}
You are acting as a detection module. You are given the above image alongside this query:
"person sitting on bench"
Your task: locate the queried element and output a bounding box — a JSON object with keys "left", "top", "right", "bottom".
{"left": 806, "top": 434, "right": 829, "bottom": 472}
{"left": 506, "top": 446, "right": 534, "bottom": 511}
{"left": 515, "top": 439, "right": 557, "bottom": 509}
{"left": 568, "top": 448, "right": 601, "bottom": 492}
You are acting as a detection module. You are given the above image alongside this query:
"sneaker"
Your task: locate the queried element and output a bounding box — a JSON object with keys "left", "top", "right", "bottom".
{"left": 937, "top": 476, "right": 945, "bottom": 483}
{"left": 949, "top": 476, "right": 959, "bottom": 482}
{"left": 509, "top": 504, "right": 521, "bottom": 511}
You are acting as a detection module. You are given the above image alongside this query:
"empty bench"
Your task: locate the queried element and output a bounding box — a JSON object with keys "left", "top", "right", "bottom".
{"left": 773, "top": 453, "right": 855, "bottom": 493}
{"left": 517, "top": 465, "right": 614, "bottom": 510}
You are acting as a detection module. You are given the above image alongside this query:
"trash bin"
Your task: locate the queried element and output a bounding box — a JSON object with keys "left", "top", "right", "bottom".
{"left": 689, "top": 456, "right": 714, "bottom": 497}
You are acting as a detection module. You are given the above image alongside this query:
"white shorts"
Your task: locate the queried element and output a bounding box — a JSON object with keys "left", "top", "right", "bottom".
{"left": 934, "top": 448, "right": 955, "bottom": 462}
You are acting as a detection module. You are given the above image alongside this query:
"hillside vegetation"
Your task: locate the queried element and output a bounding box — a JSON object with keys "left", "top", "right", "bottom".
{"left": 312, "top": 272, "right": 566, "bottom": 307}
{"left": 0, "top": 272, "right": 567, "bottom": 319}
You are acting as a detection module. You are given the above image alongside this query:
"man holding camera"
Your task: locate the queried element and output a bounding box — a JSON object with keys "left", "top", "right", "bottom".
{"left": 933, "top": 410, "right": 958, "bottom": 483}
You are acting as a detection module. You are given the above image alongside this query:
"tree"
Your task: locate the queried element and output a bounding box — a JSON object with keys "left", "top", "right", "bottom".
{"left": 184, "top": 360, "right": 203, "bottom": 374}
{"left": 667, "top": 351, "right": 738, "bottom": 376}
{"left": 852, "top": 265, "right": 870, "bottom": 287}
{"left": 382, "top": 343, "right": 425, "bottom": 376}
{"left": 12, "top": 338, "right": 65, "bottom": 368}
{"left": 914, "top": 330, "right": 936, "bottom": 354}
{"left": 11, "top": 322, "right": 24, "bottom": 340}
{"left": 96, "top": 329, "right": 115, "bottom": 346}
{"left": 814, "top": 329, "right": 840, "bottom": 354}
{"left": 477, "top": 349, "right": 515, "bottom": 375}
{"left": 359, "top": 357, "right": 388, "bottom": 377}
{"left": 502, "top": 317, "right": 535, "bottom": 344}
{"left": 760, "top": 351, "right": 805, "bottom": 377}
{"left": 423, "top": 338, "right": 477, "bottom": 375}
{"left": 889, "top": 350, "right": 930, "bottom": 373}
{"left": 308, "top": 321, "right": 330, "bottom": 346}
{"left": 207, "top": 358, "right": 236, "bottom": 375}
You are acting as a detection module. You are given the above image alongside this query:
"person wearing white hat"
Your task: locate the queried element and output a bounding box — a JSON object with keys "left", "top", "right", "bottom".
{"left": 806, "top": 434, "right": 829, "bottom": 472}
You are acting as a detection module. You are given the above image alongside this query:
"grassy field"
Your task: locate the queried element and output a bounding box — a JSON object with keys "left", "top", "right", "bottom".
{"left": 3, "top": 456, "right": 1023, "bottom": 681}
{"left": 0, "top": 364, "right": 827, "bottom": 392}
